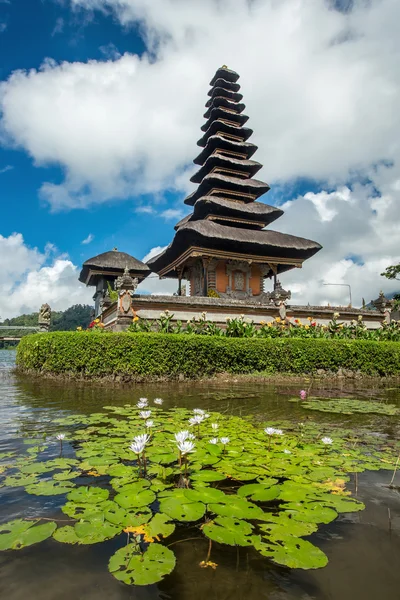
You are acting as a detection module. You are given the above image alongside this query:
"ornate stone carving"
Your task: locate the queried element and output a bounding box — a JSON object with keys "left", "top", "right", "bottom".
{"left": 38, "top": 303, "right": 51, "bottom": 332}
{"left": 371, "top": 291, "right": 393, "bottom": 314}
{"left": 115, "top": 266, "right": 138, "bottom": 293}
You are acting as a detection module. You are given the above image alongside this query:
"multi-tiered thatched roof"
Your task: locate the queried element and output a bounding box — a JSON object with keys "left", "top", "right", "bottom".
{"left": 148, "top": 66, "right": 321, "bottom": 279}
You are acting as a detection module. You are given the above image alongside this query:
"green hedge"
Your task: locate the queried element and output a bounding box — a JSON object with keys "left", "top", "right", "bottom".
{"left": 15, "top": 331, "right": 400, "bottom": 379}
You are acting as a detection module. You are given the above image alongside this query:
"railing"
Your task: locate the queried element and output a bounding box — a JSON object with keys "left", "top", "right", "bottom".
{"left": 0, "top": 326, "right": 40, "bottom": 341}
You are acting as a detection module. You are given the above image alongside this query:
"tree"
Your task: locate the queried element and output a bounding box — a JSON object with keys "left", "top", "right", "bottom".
{"left": 381, "top": 263, "right": 400, "bottom": 281}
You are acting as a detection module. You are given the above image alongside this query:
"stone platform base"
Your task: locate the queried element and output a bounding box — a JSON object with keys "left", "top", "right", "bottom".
{"left": 101, "top": 294, "right": 385, "bottom": 331}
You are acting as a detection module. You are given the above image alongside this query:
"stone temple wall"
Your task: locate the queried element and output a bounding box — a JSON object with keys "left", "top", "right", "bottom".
{"left": 101, "top": 294, "right": 386, "bottom": 331}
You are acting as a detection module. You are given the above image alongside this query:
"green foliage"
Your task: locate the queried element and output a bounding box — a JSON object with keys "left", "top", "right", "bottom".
{"left": 0, "top": 519, "right": 56, "bottom": 550}
{"left": 128, "top": 312, "right": 400, "bottom": 342}
{"left": 291, "top": 397, "right": 399, "bottom": 415}
{"left": 1, "top": 402, "right": 399, "bottom": 581}
{"left": 17, "top": 331, "right": 400, "bottom": 378}
{"left": 107, "top": 282, "right": 119, "bottom": 302}
{"left": 381, "top": 263, "right": 400, "bottom": 281}
{"left": 109, "top": 542, "right": 176, "bottom": 585}
{"left": 51, "top": 304, "right": 93, "bottom": 331}
{"left": 0, "top": 304, "right": 93, "bottom": 333}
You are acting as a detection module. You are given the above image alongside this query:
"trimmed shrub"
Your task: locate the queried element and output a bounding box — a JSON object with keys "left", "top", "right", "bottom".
{"left": 16, "top": 331, "right": 400, "bottom": 379}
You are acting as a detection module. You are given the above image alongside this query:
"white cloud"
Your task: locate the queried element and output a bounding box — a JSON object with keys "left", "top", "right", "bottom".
{"left": 81, "top": 233, "right": 94, "bottom": 244}
{"left": 1, "top": 0, "right": 399, "bottom": 211}
{"left": 273, "top": 179, "right": 400, "bottom": 306}
{"left": 51, "top": 17, "right": 64, "bottom": 37}
{"left": 0, "top": 23, "right": 7, "bottom": 33}
{"left": 0, "top": 0, "right": 400, "bottom": 305}
{"left": 0, "top": 164, "right": 13, "bottom": 174}
{"left": 160, "top": 208, "right": 185, "bottom": 221}
{"left": 0, "top": 233, "right": 92, "bottom": 319}
{"left": 141, "top": 245, "right": 167, "bottom": 263}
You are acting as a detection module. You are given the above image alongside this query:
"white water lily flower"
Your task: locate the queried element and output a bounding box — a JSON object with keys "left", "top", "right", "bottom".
{"left": 134, "top": 433, "right": 150, "bottom": 447}
{"left": 145, "top": 420, "right": 154, "bottom": 428}
{"left": 283, "top": 449, "right": 291, "bottom": 455}
{"left": 203, "top": 413, "right": 210, "bottom": 419}
{"left": 220, "top": 437, "right": 230, "bottom": 445}
{"left": 274, "top": 428, "right": 283, "bottom": 436}
{"left": 189, "top": 415, "right": 204, "bottom": 426}
{"left": 264, "top": 427, "right": 276, "bottom": 436}
{"left": 209, "top": 438, "right": 219, "bottom": 444}
{"left": 211, "top": 423, "right": 219, "bottom": 431}
{"left": 187, "top": 433, "right": 196, "bottom": 440}
{"left": 56, "top": 433, "right": 65, "bottom": 441}
{"left": 193, "top": 408, "right": 206, "bottom": 415}
{"left": 154, "top": 398, "right": 163, "bottom": 405}
{"left": 139, "top": 410, "right": 152, "bottom": 419}
{"left": 321, "top": 436, "right": 333, "bottom": 445}
{"left": 177, "top": 440, "right": 196, "bottom": 455}
{"left": 174, "top": 430, "right": 190, "bottom": 443}
{"left": 137, "top": 400, "right": 148, "bottom": 409}
{"left": 130, "top": 440, "right": 146, "bottom": 454}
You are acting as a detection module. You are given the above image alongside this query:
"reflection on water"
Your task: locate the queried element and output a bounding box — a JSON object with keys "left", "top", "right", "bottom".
{"left": 0, "top": 349, "right": 400, "bottom": 600}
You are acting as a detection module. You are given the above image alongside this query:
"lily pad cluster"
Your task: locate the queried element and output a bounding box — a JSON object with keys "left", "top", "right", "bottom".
{"left": 290, "top": 397, "right": 399, "bottom": 416}
{"left": 0, "top": 401, "right": 399, "bottom": 585}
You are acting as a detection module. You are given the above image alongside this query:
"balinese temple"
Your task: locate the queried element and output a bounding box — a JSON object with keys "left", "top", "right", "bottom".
{"left": 79, "top": 248, "right": 150, "bottom": 315}
{"left": 147, "top": 66, "right": 322, "bottom": 299}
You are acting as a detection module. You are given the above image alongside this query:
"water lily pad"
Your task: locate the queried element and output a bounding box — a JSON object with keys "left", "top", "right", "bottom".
{"left": 285, "top": 502, "right": 338, "bottom": 524}
{"left": 208, "top": 498, "right": 265, "bottom": 520}
{"left": 108, "top": 542, "right": 176, "bottom": 585}
{"left": 270, "top": 535, "right": 328, "bottom": 569}
{"left": 74, "top": 520, "right": 122, "bottom": 543}
{"left": 25, "top": 480, "right": 75, "bottom": 495}
{"left": 4, "top": 473, "right": 39, "bottom": 487}
{"left": 184, "top": 488, "right": 227, "bottom": 504}
{"left": 135, "top": 513, "right": 175, "bottom": 542}
{"left": 203, "top": 516, "right": 254, "bottom": 546}
{"left": 0, "top": 519, "right": 56, "bottom": 550}
{"left": 67, "top": 486, "right": 109, "bottom": 504}
{"left": 238, "top": 483, "right": 281, "bottom": 502}
{"left": 191, "top": 471, "right": 226, "bottom": 482}
{"left": 114, "top": 488, "right": 156, "bottom": 510}
{"left": 159, "top": 492, "right": 206, "bottom": 522}
{"left": 62, "top": 500, "right": 114, "bottom": 519}
{"left": 104, "top": 503, "right": 152, "bottom": 528}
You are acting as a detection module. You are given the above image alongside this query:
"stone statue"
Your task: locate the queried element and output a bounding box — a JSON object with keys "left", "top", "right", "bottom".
{"left": 38, "top": 303, "right": 51, "bottom": 332}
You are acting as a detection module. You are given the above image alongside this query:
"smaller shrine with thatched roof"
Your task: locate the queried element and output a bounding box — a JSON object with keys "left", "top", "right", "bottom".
{"left": 146, "top": 66, "right": 322, "bottom": 301}
{"left": 79, "top": 248, "right": 150, "bottom": 316}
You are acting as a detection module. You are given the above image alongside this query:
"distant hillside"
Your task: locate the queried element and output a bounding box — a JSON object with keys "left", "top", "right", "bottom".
{"left": 0, "top": 304, "right": 94, "bottom": 332}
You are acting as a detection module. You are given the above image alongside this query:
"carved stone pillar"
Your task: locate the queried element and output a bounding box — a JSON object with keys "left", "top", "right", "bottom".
{"left": 114, "top": 266, "right": 138, "bottom": 331}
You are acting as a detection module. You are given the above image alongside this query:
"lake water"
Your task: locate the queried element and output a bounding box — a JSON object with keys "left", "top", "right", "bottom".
{"left": 1, "top": 348, "right": 400, "bottom": 600}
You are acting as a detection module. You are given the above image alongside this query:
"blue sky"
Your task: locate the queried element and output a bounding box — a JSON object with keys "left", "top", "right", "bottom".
{"left": 0, "top": 0, "right": 399, "bottom": 317}
{"left": 0, "top": 0, "right": 325, "bottom": 271}
{"left": 0, "top": 0, "right": 162, "bottom": 267}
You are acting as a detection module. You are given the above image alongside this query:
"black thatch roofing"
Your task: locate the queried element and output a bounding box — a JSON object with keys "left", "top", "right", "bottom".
{"left": 208, "top": 78, "right": 240, "bottom": 94}
{"left": 147, "top": 220, "right": 322, "bottom": 276}
{"left": 209, "top": 67, "right": 239, "bottom": 86}
{"left": 79, "top": 249, "right": 150, "bottom": 285}
{"left": 201, "top": 107, "right": 248, "bottom": 132}
{"left": 184, "top": 173, "right": 270, "bottom": 206}
{"left": 197, "top": 120, "right": 253, "bottom": 147}
{"left": 192, "top": 197, "right": 283, "bottom": 226}
{"left": 194, "top": 135, "right": 258, "bottom": 165}
{"left": 204, "top": 97, "right": 245, "bottom": 118}
{"left": 190, "top": 154, "right": 262, "bottom": 184}
{"left": 207, "top": 87, "right": 243, "bottom": 103}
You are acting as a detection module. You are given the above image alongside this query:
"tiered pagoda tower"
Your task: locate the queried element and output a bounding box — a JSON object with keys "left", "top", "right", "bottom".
{"left": 147, "top": 66, "right": 322, "bottom": 299}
